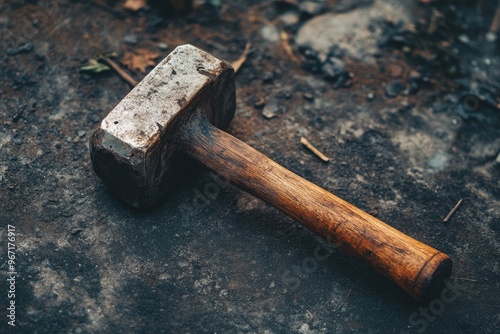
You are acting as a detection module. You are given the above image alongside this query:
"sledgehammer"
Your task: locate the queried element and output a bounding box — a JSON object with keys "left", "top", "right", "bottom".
{"left": 89, "top": 44, "right": 452, "bottom": 302}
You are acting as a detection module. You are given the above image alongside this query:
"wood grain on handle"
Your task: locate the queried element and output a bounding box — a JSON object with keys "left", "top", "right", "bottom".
{"left": 178, "top": 114, "right": 452, "bottom": 302}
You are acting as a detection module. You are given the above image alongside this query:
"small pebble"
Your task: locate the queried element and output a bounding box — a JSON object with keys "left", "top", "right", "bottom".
{"left": 458, "top": 34, "right": 469, "bottom": 44}
{"left": 367, "top": 92, "right": 375, "bottom": 100}
{"left": 279, "top": 12, "right": 299, "bottom": 26}
{"left": 321, "top": 57, "right": 346, "bottom": 80}
{"left": 300, "top": 1, "right": 323, "bottom": 16}
{"left": 78, "top": 130, "right": 86, "bottom": 138}
{"left": 409, "top": 70, "right": 421, "bottom": 80}
{"left": 302, "top": 92, "right": 314, "bottom": 101}
{"left": 427, "top": 151, "right": 449, "bottom": 171}
{"left": 262, "top": 100, "right": 281, "bottom": 119}
{"left": 260, "top": 24, "right": 280, "bottom": 43}
{"left": 486, "top": 32, "right": 497, "bottom": 43}
{"left": 70, "top": 227, "right": 83, "bottom": 235}
{"left": 123, "top": 34, "right": 139, "bottom": 45}
{"left": 157, "top": 42, "right": 169, "bottom": 50}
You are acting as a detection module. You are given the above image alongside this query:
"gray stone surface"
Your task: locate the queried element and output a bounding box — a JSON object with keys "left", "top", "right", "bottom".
{"left": 296, "top": 0, "right": 413, "bottom": 61}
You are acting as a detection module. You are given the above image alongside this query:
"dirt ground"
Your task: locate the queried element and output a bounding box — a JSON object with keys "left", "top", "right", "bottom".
{"left": 1, "top": 0, "right": 499, "bottom": 333}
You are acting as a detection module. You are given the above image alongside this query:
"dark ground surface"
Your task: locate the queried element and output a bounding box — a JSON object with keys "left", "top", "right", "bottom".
{"left": 1, "top": 0, "right": 499, "bottom": 333}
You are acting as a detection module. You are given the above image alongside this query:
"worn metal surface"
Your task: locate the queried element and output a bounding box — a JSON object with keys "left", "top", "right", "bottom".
{"left": 100, "top": 45, "right": 231, "bottom": 150}
{"left": 90, "top": 45, "right": 235, "bottom": 207}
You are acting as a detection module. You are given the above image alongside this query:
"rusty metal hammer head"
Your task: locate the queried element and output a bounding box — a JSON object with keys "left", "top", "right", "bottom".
{"left": 89, "top": 45, "right": 236, "bottom": 208}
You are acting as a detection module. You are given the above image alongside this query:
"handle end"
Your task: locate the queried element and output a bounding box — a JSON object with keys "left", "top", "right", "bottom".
{"left": 412, "top": 252, "right": 453, "bottom": 302}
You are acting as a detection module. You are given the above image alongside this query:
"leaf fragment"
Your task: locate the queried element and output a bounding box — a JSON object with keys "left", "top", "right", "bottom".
{"left": 121, "top": 49, "right": 161, "bottom": 73}
{"left": 80, "top": 59, "right": 111, "bottom": 73}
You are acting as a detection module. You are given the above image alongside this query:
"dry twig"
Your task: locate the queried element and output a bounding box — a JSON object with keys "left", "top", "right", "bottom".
{"left": 300, "top": 137, "right": 330, "bottom": 162}
{"left": 100, "top": 56, "right": 138, "bottom": 87}
{"left": 334, "top": 287, "right": 353, "bottom": 311}
{"left": 451, "top": 277, "right": 478, "bottom": 282}
{"left": 443, "top": 198, "right": 463, "bottom": 222}
{"left": 281, "top": 30, "right": 300, "bottom": 64}
{"left": 231, "top": 42, "right": 251, "bottom": 73}
{"left": 490, "top": 1, "right": 500, "bottom": 32}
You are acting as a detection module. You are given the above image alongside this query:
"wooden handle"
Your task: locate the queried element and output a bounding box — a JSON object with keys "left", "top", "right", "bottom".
{"left": 177, "top": 115, "right": 452, "bottom": 302}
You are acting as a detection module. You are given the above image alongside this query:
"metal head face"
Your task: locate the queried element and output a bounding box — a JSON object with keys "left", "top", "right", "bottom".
{"left": 89, "top": 44, "right": 236, "bottom": 207}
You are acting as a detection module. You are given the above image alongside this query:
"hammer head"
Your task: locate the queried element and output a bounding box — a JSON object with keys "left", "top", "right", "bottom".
{"left": 89, "top": 45, "right": 236, "bottom": 208}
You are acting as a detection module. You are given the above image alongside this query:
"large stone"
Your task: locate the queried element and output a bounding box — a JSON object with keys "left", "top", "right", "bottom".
{"left": 296, "top": 0, "right": 413, "bottom": 62}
